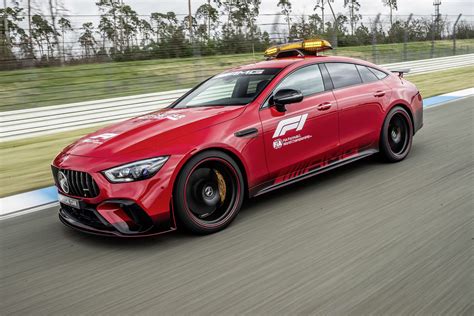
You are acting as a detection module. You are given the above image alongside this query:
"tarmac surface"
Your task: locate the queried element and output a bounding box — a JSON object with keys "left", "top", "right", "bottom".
{"left": 1, "top": 97, "right": 473, "bottom": 315}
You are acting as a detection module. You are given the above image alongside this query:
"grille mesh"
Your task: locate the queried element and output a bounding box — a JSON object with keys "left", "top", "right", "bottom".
{"left": 52, "top": 166, "right": 100, "bottom": 198}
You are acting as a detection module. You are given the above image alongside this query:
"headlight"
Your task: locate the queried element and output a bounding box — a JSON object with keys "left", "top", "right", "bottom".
{"left": 102, "top": 157, "right": 169, "bottom": 183}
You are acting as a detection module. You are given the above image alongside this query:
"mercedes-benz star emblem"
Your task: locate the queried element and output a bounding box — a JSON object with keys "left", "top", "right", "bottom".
{"left": 58, "top": 171, "right": 70, "bottom": 194}
{"left": 204, "top": 186, "right": 214, "bottom": 197}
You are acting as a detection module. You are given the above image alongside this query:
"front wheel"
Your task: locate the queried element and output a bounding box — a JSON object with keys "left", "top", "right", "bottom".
{"left": 174, "top": 151, "right": 244, "bottom": 234}
{"left": 379, "top": 106, "right": 413, "bottom": 162}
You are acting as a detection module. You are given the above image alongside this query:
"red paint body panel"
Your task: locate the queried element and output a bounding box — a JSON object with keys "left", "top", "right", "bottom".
{"left": 53, "top": 55, "right": 422, "bottom": 236}
{"left": 335, "top": 80, "right": 392, "bottom": 152}
{"left": 259, "top": 90, "right": 339, "bottom": 181}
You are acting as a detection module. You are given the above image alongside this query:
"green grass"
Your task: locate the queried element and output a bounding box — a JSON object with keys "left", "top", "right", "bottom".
{"left": 1, "top": 39, "right": 472, "bottom": 111}
{"left": 407, "top": 67, "right": 474, "bottom": 98}
{"left": 0, "top": 125, "right": 104, "bottom": 197}
{"left": 332, "top": 39, "right": 473, "bottom": 63}
{"left": 1, "top": 66, "right": 472, "bottom": 197}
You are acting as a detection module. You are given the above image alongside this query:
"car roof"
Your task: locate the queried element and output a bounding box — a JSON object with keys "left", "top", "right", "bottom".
{"left": 228, "top": 55, "right": 379, "bottom": 71}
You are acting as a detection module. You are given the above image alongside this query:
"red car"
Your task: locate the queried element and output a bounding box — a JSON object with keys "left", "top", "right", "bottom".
{"left": 52, "top": 39, "right": 423, "bottom": 237}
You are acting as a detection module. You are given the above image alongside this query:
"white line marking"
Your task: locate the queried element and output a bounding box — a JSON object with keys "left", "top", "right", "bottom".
{"left": 443, "top": 88, "right": 474, "bottom": 97}
{"left": 0, "top": 202, "right": 58, "bottom": 221}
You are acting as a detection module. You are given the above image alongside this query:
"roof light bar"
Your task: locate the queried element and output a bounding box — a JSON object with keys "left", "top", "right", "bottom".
{"left": 264, "top": 39, "right": 332, "bottom": 58}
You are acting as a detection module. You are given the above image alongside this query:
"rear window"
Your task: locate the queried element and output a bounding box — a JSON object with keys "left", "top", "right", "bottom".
{"left": 326, "top": 63, "right": 362, "bottom": 89}
{"left": 368, "top": 67, "right": 388, "bottom": 80}
{"left": 356, "top": 65, "right": 379, "bottom": 83}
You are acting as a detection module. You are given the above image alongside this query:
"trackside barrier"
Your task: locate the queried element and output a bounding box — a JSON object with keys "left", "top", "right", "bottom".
{"left": 1, "top": 54, "right": 473, "bottom": 142}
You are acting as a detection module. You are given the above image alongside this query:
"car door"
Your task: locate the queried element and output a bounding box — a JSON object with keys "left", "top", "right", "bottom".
{"left": 259, "top": 64, "right": 339, "bottom": 182}
{"left": 325, "top": 62, "right": 391, "bottom": 154}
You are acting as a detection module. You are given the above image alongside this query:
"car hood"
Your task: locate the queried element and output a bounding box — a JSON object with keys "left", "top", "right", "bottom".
{"left": 61, "top": 106, "right": 245, "bottom": 158}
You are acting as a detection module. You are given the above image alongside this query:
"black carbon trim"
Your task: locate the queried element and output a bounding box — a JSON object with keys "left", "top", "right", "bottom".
{"left": 234, "top": 128, "right": 258, "bottom": 138}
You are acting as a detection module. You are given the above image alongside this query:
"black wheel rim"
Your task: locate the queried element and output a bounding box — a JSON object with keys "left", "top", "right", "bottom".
{"left": 184, "top": 158, "right": 239, "bottom": 225}
{"left": 388, "top": 113, "right": 409, "bottom": 155}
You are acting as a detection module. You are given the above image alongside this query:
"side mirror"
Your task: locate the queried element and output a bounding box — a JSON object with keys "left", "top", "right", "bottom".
{"left": 272, "top": 89, "right": 303, "bottom": 112}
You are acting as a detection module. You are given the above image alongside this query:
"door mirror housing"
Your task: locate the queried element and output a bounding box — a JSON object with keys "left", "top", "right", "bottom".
{"left": 272, "top": 89, "right": 304, "bottom": 112}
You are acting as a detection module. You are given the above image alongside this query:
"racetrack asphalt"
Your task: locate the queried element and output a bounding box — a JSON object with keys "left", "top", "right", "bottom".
{"left": 1, "top": 97, "right": 473, "bottom": 315}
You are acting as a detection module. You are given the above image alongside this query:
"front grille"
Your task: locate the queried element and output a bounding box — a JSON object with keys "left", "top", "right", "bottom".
{"left": 52, "top": 166, "right": 100, "bottom": 198}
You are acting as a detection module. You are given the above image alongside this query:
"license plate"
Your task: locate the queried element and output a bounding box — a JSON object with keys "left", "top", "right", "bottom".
{"left": 58, "top": 193, "right": 80, "bottom": 209}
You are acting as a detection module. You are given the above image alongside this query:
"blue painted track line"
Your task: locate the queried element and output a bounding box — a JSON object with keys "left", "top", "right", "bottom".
{"left": 423, "top": 95, "right": 458, "bottom": 107}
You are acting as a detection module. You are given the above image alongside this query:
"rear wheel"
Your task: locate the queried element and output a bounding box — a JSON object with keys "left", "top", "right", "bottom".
{"left": 380, "top": 106, "right": 413, "bottom": 162}
{"left": 174, "top": 151, "right": 244, "bottom": 234}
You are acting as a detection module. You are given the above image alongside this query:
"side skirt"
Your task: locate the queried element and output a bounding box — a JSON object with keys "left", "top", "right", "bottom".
{"left": 251, "top": 149, "right": 378, "bottom": 197}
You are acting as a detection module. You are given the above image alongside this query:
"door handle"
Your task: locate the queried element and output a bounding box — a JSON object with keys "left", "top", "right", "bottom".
{"left": 317, "top": 102, "right": 332, "bottom": 111}
{"left": 374, "top": 90, "right": 386, "bottom": 97}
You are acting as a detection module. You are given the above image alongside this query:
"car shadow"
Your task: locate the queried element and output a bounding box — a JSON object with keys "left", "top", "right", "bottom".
{"left": 240, "top": 154, "right": 381, "bottom": 215}
{"left": 63, "top": 150, "right": 423, "bottom": 249}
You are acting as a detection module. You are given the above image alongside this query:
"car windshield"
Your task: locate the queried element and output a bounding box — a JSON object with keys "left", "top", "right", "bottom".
{"left": 173, "top": 68, "right": 281, "bottom": 108}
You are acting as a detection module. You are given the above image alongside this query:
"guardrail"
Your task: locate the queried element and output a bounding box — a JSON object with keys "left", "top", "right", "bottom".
{"left": 382, "top": 54, "right": 473, "bottom": 75}
{"left": 1, "top": 54, "right": 473, "bottom": 141}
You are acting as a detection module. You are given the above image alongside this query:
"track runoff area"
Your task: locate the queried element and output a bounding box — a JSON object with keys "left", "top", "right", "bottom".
{"left": 1, "top": 93, "right": 472, "bottom": 314}
{"left": 0, "top": 87, "right": 472, "bottom": 220}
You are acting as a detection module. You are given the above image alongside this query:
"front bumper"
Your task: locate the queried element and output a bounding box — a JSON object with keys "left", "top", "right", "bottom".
{"left": 52, "top": 153, "right": 185, "bottom": 237}
{"left": 58, "top": 200, "right": 176, "bottom": 237}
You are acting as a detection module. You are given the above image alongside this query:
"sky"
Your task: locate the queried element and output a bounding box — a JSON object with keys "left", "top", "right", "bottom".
{"left": 5, "top": 0, "right": 471, "bottom": 56}
{"left": 60, "top": 0, "right": 473, "bottom": 18}
{"left": 50, "top": 0, "right": 474, "bottom": 35}
{"left": 9, "top": 0, "right": 474, "bottom": 38}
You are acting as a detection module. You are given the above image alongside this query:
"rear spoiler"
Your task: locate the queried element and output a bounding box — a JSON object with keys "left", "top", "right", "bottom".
{"left": 390, "top": 69, "right": 410, "bottom": 78}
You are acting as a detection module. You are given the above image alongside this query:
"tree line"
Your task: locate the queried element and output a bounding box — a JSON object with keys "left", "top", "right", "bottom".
{"left": 1, "top": 0, "right": 473, "bottom": 69}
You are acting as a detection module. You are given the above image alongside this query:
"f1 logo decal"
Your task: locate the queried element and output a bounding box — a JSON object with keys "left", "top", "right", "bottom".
{"left": 272, "top": 113, "right": 308, "bottom": 138}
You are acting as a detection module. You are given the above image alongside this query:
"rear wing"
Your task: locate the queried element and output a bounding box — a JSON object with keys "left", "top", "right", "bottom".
{"left": 389, "top": 69, "right": 410, "bottom": 78}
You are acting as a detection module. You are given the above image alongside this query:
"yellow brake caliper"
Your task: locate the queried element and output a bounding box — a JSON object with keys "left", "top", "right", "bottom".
{"left": 214, "top": 170, "right": 226, "bottom": 204}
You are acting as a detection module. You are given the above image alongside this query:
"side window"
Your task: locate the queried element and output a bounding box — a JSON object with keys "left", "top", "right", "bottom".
{"left": 357, "top": 65, "right": 378, "bottom": 83}
{"left": 246, "top": 77, "right": 270, "bottom": 96}
{"left": 326, "top": 63, "right": 362, "bottom": 89}
{"left": 275, "top": 65, "right": 325, "bottom": 96}
{"left": 247, "top": 79, "right": 259, "bottom": 94}
{"left": 368, "top": 67, "right": 388, "bottom": 80}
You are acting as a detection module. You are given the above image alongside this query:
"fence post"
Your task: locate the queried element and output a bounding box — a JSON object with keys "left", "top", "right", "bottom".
{"left": 3, "top": 0, "right": 9, "bottom": 46}
{"left": 452, "top": 13, "right": 462, "bottom": 56}
{"left": 403, "top": 13, "right": 413, "bottom": 61}
{"left": 372, "top": 13, "right": 381, "bottom": 63}
{"left": 430, "top": 13, "right": 441, "bottom": 58}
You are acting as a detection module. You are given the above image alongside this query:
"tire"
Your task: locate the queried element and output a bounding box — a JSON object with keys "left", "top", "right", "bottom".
{"left": 174, "top": 150, "right": 245, "bottom": 234}
{"left": 379, "top": 106, "right": 413, "bottom": 162}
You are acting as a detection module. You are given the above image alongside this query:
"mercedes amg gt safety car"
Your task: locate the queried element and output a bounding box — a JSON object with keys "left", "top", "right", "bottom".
{"left": 52, "top": 39, "right": 423, "bottom": 237}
